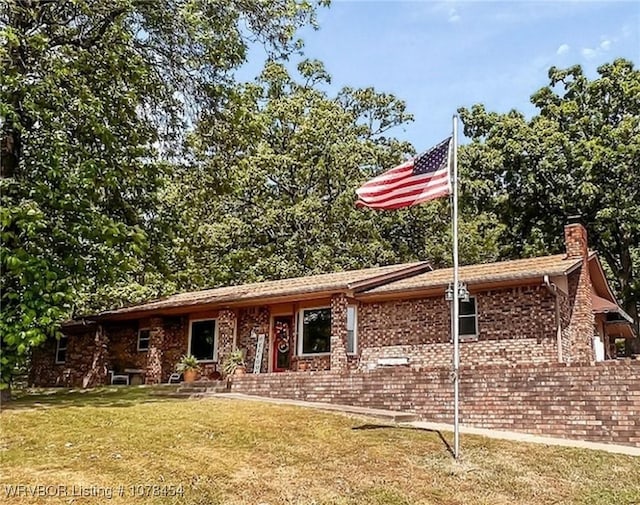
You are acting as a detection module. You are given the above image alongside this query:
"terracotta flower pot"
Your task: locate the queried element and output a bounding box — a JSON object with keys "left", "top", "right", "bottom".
{"left": 183, "top": 369, "right": 198, "bottom": 383}
{"left": 234, "top": 365, "right": 247, "bottom": 376}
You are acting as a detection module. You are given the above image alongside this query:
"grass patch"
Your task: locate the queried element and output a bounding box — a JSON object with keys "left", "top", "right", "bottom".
{"left": 0, "top": 388, "right": 638, "bottom": 504}
{"left": 5, "top": 385, "right": 177, "bottom": 410}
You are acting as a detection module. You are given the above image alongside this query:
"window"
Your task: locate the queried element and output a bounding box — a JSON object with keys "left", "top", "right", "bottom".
{"left": 298, "top": 307, "right": 331, "bottom": 355}
{"left": 189, "top": 319, "right": 217, "bottom": 361}
{"left": 137, "top": 328, "right": 150, "bottom": 351}
{"left": 459, "top": 297, "right": 477, "bottom": 337}
{"left": 346, "top": 305, "right": 357, "bottom": 354}
{"left": 55, "top": 336, "right": 68, "bottom": 363}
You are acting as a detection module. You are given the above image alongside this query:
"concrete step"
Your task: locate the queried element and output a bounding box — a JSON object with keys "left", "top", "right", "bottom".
{"left": 176, "top": 380, "right": 228, "bottom": 395}
{"left": 149, "top": 388, "right": 180, "bottom": 397}
{"left": 157, "top": 392, "right": 194, "bottom": 398}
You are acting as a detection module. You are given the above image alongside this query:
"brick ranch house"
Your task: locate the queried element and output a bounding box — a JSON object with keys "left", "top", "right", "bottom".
{"left": 29, "top": 222, "right": 640, "bottom": 446}
{"left": 31, "top": 221, "right": 634, "bottom": 386}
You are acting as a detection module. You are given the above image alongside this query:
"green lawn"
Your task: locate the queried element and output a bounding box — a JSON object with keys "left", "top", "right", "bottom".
{"left": 1, "top": 387, "right": 639, "bottom": 505}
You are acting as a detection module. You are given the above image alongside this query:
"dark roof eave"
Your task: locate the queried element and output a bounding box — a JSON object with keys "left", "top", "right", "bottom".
{"left": 347, "top": 261, "right": 432, "bottom": 292}
{"left": 594, "top": 306, "right": 634, "bottom": 324}
{"left": 93, "top": 262, "right": 432, "bottom": 322}
{"left": 60, "top": 318, "right": 99, "bottom": 332}
{"left": 356, "top": 271, "right": 573, "bottom": 300}
{"left": 95, "top": 284, "right": 375, "bottom": 322}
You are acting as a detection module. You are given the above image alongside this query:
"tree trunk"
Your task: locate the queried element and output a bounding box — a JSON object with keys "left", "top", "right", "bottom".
{"left": 624, "top": 301, "right": 640, "bottom": 357}
{"left": 0, "top": 386, "right": 11, "bottom": 406}
{"left": 617, "top": 238, "right": 639, "bottom": 356}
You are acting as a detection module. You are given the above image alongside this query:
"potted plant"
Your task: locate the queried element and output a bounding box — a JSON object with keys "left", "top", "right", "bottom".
{"left": 222, "top": 349, "right": 247, "bottom": 377}
{"left": 176, "top": 354, "right": 200, "bottom": 383}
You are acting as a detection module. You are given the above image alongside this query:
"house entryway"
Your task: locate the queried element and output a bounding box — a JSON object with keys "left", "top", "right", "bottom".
{"left": 272, "top": 315, "right": 293, "bottom": 372}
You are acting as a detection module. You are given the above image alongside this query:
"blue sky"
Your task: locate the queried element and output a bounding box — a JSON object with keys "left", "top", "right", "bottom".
{"left": 242, "top": 0, "right": 639, "bottom": 149}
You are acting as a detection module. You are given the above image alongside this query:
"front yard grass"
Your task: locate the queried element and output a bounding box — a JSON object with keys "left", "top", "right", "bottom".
{"left": 1, "top": 387, "right": 639, "bottom": 505}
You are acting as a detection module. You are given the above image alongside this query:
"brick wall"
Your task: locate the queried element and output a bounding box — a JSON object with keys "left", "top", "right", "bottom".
{"left": 29, "top": 239, "right": 599, "bottom": 385}
{"left": 30, "top": 318, "right": 190, "bottom": 387}
{"left": 231, "top": 360, "right": 640, "bottom": 447}
{"left": 293, "top": 355, "right": 331, "bottom": 371}
{"left": 29, "top": 338, "right": 62, "bottom": 387}
{"left": 145, "top": 317, "right": 165, "bottom": 384}
{"left": 358, "top": 338, "right": 557, "bottom": 370}
{"left": 565, "top": 266, "right": 595, "bottom": 363}
{"left": 29, "top": 327, "right": 108, "bottom": 388}
{"left": 30, "top": 280, "right": 564, "bottom": 387}
{"left": 160, "top": 317, "right": 188, "bottom": 382}
{"left": 238, "top": 307, "right": 270, "bottom": 373}
{"left": 330, "top": 294, "right": 349, "bottom": 372}
{"left": 108, "top": 317, "right": 190, "bottom": 383}
{"left": 107, "top": 322, "right": 147, "bottom": 372}
{"left": 356, "top": 285, "right": 558, "bottom": 367}
{"left": 82, "top": 325, "right": 109, "bottom": 387}
{"left": 217, "top": 309, "right": 237, "bottom": 368}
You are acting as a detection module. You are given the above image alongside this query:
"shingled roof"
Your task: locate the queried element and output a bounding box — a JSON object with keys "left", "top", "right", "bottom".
{"left": 358, "top": 254, "right": 584, "bottom": 297}
{"left": 97, "top": 261, "right": 431, "bottom": 320}
{"left": 93, "top": 251, "right": 625, "bottom": 323}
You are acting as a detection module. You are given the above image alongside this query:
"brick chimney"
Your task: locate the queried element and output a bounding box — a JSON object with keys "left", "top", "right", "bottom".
{"left": 562, "top": 215, "right": 595, "bottom": 364}
{"left": 564, "top": 216, "right": 588, "bottom": 259}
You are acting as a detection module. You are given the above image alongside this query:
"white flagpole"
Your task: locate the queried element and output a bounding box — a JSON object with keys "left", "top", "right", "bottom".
{"left": 452, "top": 114, "right": 461, "bottom": 460}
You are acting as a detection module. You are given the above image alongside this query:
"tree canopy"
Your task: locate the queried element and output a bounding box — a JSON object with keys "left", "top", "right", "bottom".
{"left": 0, "top": 0, "right": 326, "bottom": 389}
{"left": 459, "top": 58, "right": 640, "bottom": 328}
{"left": 155, "top": 59, "right": 503, "bottom": 292}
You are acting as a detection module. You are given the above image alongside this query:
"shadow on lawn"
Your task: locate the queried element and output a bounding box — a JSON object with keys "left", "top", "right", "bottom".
{"left": 1, "top": 386, "right": 183, "bottom": 411}
{"left": 353, "top": 423, "right": 455, "bottom": 458}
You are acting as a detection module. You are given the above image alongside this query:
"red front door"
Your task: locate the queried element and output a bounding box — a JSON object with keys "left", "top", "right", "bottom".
{"left": 272, "top": 316, "right": 293, "bottom": 372}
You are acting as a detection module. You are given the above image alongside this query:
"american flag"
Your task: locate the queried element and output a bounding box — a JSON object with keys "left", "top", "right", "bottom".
{"left": 356, "top": 137, "right": 452, "bottom": 210}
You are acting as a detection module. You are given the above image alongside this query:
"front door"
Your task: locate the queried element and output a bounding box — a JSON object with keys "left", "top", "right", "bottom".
{"left": 272, "top": 316, "right": 293, "bottom": 372}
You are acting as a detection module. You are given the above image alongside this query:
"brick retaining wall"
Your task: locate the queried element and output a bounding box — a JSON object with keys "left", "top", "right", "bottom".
{"left": 230, "top": 360, "right": 640, "bottom": 447}
{"left": 357, "top": 338, "right": 557, "bottom": 371}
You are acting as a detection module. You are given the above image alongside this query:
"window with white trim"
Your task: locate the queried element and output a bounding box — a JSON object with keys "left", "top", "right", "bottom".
{"left": 137, "top": 328, "right": 150, "bottom": 351}
{"left": 189, "top": 319, "right": 217, "bottom": 361}
{"left": 55, "top": 336, "right": 68, "bottom": 363}
{"left": 298, "top": 307, "right": 331, "bottom": 355}
{"left": 346, "top": 305, "right": 357, "bottom": 354}
{"left": 459, "top": 297, "right": 478, "bottom": 337}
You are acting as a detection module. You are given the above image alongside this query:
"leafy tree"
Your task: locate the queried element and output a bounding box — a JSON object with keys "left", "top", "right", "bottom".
{"left": 459, "top": 59, "right": 640, "bottom": 331}
{"left": 176, "top": 60, "right": 502, "bottom": 288}
{"left": 0, "top": 0, "right": 325, "bottom": 395}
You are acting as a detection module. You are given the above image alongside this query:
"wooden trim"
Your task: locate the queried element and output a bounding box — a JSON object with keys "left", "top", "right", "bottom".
{"left": 55, "top": 336, "right": 68, "bottom": 364}
{"left": 137, "top": 328, "right": 150, "bottom": 352}
{"left": 94, "top": 291, "right": 346, "bottom": 322}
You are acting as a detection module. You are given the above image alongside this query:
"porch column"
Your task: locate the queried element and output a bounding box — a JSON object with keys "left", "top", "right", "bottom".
{"left": 330, "top": 294, "right": 348, "bottom": 372}
{"left": 145, "top": 317, "right": 164, "bottom": 384}
{"left": 217, "top": 309, "right": 237, "bottom": 366}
